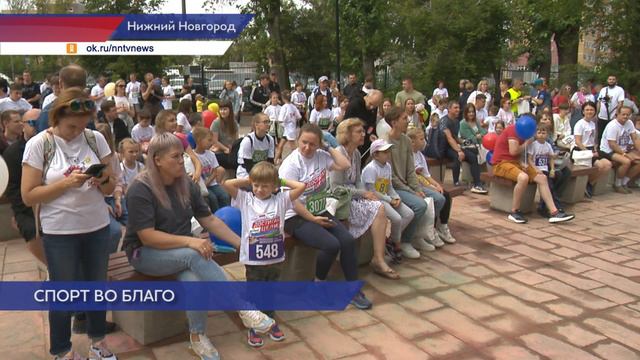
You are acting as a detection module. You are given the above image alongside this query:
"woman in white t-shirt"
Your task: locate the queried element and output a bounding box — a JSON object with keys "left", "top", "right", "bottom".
{"left": 176, "top": 98, "right": 192, "bottom": 134}
{"left": 573, "top": 101, "right": 612, "bottom": 197}
{"left": 21, "top": 88, "right": 117, "bottom": 359}
{"left": 113, "top": 79, "right": 135, "bottom": 132}
{"left": 432, "top": 80, "right": 449, "bottom": 100}
{"left": 278, "top": 124, "right": 373, "bottom": 309}
{"left": 161, "top": 76, "right": 176, "bottom": 110}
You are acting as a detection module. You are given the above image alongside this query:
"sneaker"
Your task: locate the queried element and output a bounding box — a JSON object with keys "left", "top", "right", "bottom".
{"left": 548, "top": 211, "right": 575, "bottom": 223}
{"left": 247, "top": 329, "right": 264, "bottom": 348}
{"left": 190, "top": 334, "right": 220, "bottom": 360}
{"left": 89, "top": 340, "right": 117, "bottom": 360}
{"left": 427, "top": 227, "right": 445, "bottom": 248}
{"left": 613, "top": 185, "right": 631, "bottom": 194}
{"left": 350, "top": 291, "right": 373, "bottom": 310}
{"left": 238, "top": 311, "right": 275, "bottom": 334}
{"left": 453, "top": 181, "right": 461, "bottom": 187}
{"left": 623, "top": 185, "right": 633, "bottom": 194}
{"left": 268, "top": 323, "right": 286, "bottom": 341}
{"left": 508, "top": 210, "right": 528, "bottom": 224}
{"left": 470, "top": 185, "right": 488, "bottom": 194}
{"left": 54, "top": 350, "right": 85, "bottom": 360}
{"left": 436, "top": 224, "right": 456, "bottom": 244}
{"left": 72, "top": 317, "right": 117, "bottom": 335}
{"left": 584, "top": 183, "right": 593, "bottom": 198}
{"left": 412, "top": 237, "right": 436, "bottom": 252}
{"left": 400, "top": 243, "right": 420, "bottom": 259}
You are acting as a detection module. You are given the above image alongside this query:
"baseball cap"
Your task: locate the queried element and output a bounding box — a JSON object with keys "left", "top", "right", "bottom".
{"left": 533, "top": 79, "right": 543, "bottom": 86}
{"left": 370, "top": 139, "right": 393, "bottom": 153}
{"left": 318, "top": 76, "right": 329, "bottom": 83}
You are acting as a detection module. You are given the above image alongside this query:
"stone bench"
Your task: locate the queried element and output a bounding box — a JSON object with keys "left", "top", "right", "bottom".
{"left": 480, "top": 172, "right": 537, "bottom": 213}
{"left": 592, "top": 167, "right": 615, "bottom": 196}
{"left": 559, "top": 165, "right": 598, "bottom": 204}
{"left": 426, "top": 158, "right": 452, "bottom": 183}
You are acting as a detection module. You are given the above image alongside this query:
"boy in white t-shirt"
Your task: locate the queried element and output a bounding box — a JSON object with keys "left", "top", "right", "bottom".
{"left": 527, "top": 125, "right": 564, "bottom": 216}
{"left": 237, "top": 113, "right": 275, "bottom": 178}
{"left": 118, "top": 138, "right": 144, "bottom": 193}
{"left": 277, "top": 89, "right": 301, "bottom": 163}
{"left": 192, "top": 127, "right": 229, "bottom": 212}
{"left": 222, "top": 162, "right": 306, "bottom": 348}
{"left": 130, "top": 109, "right": 155, "bottom": 155}
{"left": 362, "top": 139, "right": 414, "bottom": 263}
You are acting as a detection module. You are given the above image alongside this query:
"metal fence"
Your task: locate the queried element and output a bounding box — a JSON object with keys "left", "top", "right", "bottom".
{"left": 165, "top": 62, "right": 259, "bottom": 98}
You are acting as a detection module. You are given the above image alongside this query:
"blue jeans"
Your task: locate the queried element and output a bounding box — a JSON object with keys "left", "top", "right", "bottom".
{"left": 105, "top": 196, "right": 128, "bottom": 225}
{"left": 129, "top": 246, "right": 228, "bottom": 334}
{"left": 206, "top": 184, "right": 231, "bottom": 213}
{"left": 396, "top": 190, "right": 427, "bottom": 243}
{"left": 42, "top": 225, "right": 110, "bottom": 356}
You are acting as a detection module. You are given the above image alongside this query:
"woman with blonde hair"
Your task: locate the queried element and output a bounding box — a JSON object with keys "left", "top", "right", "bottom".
{"left": 331, "top": 118, "right": 399, "bottom": 279}
{"left": 123, "top": 133, "right": 276, "bottom": 360}
{"left": 112, "top": 78, "right": 135, "bottom": 132}
{"left": 22, "top": 87, "right": 117, "bottom": 359}
{"left": 467, "top": 79, "right": 492, "bottom": 110}
{"left": 154, "top": 109, "right": 202, "bottom": 183}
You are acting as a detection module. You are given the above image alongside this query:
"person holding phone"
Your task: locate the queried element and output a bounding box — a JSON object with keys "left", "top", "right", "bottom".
{"left": 21, "top": 88, "right": 118, "bottom": 360}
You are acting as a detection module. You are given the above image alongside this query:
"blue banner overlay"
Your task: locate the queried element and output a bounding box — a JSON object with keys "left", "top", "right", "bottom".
{"left": 0, "top": 281, "right": 363, "bottom": 311}
{"left": 112, "top": 14, "right": 254, "bottom": 40}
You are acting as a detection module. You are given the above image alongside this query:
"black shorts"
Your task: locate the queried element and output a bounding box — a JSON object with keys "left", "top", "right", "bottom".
{"left": 14, "top": 209, "right": 37, "bottom": 242}
{"left": 598, "top": 150, "right": 614, "bottom": 162}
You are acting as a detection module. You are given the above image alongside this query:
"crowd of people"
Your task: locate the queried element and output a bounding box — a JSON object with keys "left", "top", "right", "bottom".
{"left": 0, "top": 65, "right": 639, "bottom": 360}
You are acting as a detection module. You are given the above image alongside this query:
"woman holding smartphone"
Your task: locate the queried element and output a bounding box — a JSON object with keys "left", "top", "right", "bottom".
{"left": 21, "top": 87, "right": 117, "bottom": 360}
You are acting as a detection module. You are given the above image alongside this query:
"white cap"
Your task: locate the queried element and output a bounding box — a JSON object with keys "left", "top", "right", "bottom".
{"left": 318, "top": 76, "right": 329, "bottom": 83}
{"left": 370, "top": 139, "right": 393, "bottom": 153}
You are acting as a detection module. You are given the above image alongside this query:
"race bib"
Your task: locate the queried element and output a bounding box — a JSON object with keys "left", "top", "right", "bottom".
{"left": 318, "top": 117, "right": 331, "bottom": 130}
{"left": 306, "top": 191, "right": 327, "bottom": 215}
{"left": 619, "top": 132, "right": 631, "bottom": 149}
{"left": 248, "top": 234, "right": 284, "bottom": 262}
{"left": 534, "top": 155, "right": 549, "bottom": 168}
{"left": 253, "top": 149, "right": 268, "bottom": 163}
{"left": 375, "top": 177, "right": 390, "bottom": 194}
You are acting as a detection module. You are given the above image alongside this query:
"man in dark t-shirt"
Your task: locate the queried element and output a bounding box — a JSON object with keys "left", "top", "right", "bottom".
{"left": 344, "top": 89, "right": 383, "bottom": 165}
{"left": 439, "top": 102, "right": 463, "bottom": 185}
{"left": 21, "top": 70, "right": 41, "bottom": 109}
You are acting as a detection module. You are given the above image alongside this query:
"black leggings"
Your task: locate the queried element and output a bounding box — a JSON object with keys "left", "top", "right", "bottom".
{"left": 597, "top": 118, "right": 610, "bottom": 147}
{"left": 284, "top": 215, "right": 358, "bottom": 281}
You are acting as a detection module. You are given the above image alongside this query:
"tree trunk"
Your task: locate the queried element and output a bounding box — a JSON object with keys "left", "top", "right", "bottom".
{"left": 555, "top": 26, "right": 580, "bottom": 87}
{"left": 265, "top": 0, "right": 290, "bottom": 91}
{"left": 362, "top": 53, "right": 375, "bottom": 84}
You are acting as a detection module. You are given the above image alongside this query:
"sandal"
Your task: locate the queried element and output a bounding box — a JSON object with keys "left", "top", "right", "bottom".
{"left": 370, "top": 261, "right": 400, "bottom": 280}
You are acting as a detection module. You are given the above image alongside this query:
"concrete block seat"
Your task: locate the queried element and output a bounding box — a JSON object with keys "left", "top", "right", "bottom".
{"left": 426, "top": 158, "right": 452, "bottom": 184}
{"left": 560, "top": 165, "right": 598, "bottom": 204}
{"left": 480, "top": 172, "right": 537, "bottom": 213}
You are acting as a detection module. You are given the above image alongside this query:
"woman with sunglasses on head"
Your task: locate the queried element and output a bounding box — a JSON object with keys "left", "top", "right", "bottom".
{"left": 21, "top": 87, "right": 118, "bottom": 360}
{"left": 112, "top": 79, "right": 135, "bottom": 132}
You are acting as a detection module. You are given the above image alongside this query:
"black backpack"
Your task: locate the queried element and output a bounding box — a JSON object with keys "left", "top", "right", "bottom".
{"left": 221, "top": 134, "right": 273, "bottom": 170}
{"left": 424, "top": 122, "right": 448, "bottom": 159}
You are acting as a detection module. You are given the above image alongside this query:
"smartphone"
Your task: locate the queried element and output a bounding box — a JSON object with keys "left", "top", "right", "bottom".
{"left": 84, "top": 164, "right": 106, "bottom": 177}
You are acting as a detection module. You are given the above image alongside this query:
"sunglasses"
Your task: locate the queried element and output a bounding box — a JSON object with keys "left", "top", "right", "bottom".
{"left": 67, "top": 99, "right": 96, "bottom": 112}
{"left": 26, "top": 120, "right": 38, "bottom": 128}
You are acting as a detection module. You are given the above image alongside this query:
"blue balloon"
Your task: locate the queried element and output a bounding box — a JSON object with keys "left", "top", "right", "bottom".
{"left": 187, "top": 132, "right": 196, "bottom": 149}
{"left": 515, "top": 114, "right": 537, "bottom": 140}
{"left": 210, "top": 206, "right": 241, "bottom": 248}
{"left": 486, "top": 150, "right": 493, "bottom": 165}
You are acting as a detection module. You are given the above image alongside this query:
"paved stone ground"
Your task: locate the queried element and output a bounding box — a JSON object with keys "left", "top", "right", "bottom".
{"left": 1, "top": 190, "right": 640, "bottom": 359}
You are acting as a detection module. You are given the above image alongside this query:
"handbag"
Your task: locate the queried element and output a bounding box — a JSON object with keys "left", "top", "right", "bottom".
{"left": 571, "top": 149, "right": 593, "bottom": 168}
{"left": 477, "top": 145, "right": 488, "bottom": 165}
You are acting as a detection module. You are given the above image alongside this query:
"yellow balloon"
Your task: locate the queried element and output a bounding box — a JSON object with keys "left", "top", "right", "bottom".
{"left": 208, "top": 102, "right": 219, "bottom": 113}
{"left": 104, "top": 82, "right": 116, "bottom": 97}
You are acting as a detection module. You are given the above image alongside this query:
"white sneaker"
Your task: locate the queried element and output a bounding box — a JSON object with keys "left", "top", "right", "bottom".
{"left": 400, "top": 243, "right": 420, "bottom": 259}
{"left": 412, "top": 237, "right": 436, "bottom": 252}
{"left": 89, "top": 340, "right": 117, "bottom": 360}
{"left": 238, "top": 310, "right": 275, "bottom": 333}
{"left": 426, "top": 227, "right": 445, "bottom": 247}
{"left": 190, "top": 334, "right": 220, "bottom": 360}
{"left": 437, "top": 224, "right": 456, "bottom": 244}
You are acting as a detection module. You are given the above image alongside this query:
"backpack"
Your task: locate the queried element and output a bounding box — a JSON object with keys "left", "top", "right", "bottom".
{"left": 424, "top": 122, "right": 448, "bottom": 159}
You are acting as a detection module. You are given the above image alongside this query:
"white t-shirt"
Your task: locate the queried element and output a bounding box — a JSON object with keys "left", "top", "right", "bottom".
{"left": 527, "top": 141, "right": 554, "bottom": 172}
{"left": 433, "top": 88, "right": 449, "bottom": 99}
{"left": 279, "top": 103, "right": 301, "bottom": 141}
{"left": 91, "top": 84, "right": 105, "bottom": 108}
{"left": 263, "top": 104, "right": 281, "bottom": 124}
{"left": 597, "top": 85, "right": 625, "bottom": 120}
{"left": 467, "top": 90, "right": 492, "bottom": 111}
{"left": 362, "top": 160, "right": 393, "bottom": 195}
{"left": 291, "top": 91, "right": 306, "bottom": 107}
{"left": 376, "top": 118, "right": 391, "bottom": 142}
{"left": 176, "top": 112, "right": 191, "bottom": 134}
{"left": 126, "top": 81, "right": 141, "bottom": 105}
{"left": 0, "top": 97, "right": 32, "bottom": 113}
{"left": 573, "top": 119, "right": 596, "bottom": 148}
{"left": 162, "top": 85, "right": 175, "bottom": 110}
{"left": 279, "top": 149, "right": 333, "bottom": 219}
{"left": 476, "top": 108, "right": 488, "bottom": 125}
{"left": 434, "top": 108, "right": 448, "bottom": 120}
{"left": 485, "top": 115, "right": 499, "bottom": 133}
{"left": 497, "top": 108, "right": 515, "bottom": 126}
{"left": 42, "top": 93, "right": 57, "bottom": 109}
{"left": 413, "top": 151, "right": 432, "bottom": 178}
{"left": 195, "top": 149, "right": 221, "bottom": 186}
{"left": 236, "top": 132, "right": 275, "bottom": 179}
{"left": 22, "top": 130, "right": 111, "bottom": 234}
{"left": 232, "top": 189, "right": 293, "bottom": 265}
{"left": 332, "top": 106, "right": 343, "bottom": 120}
{"left": 309, "top": 108, "right": 335, "bottom": 131}
{"left": 600, "top": 119, "right": 636, "bottom": 154}
{"left": 120, "top": 160, "right": 144, "bottom": 192}
{"left": 131, "top": 124, "right": 155, "bottom": 144}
